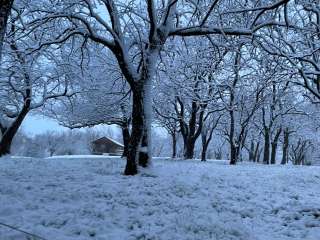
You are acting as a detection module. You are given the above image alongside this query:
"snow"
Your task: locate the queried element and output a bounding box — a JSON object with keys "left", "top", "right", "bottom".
{"left": 106, "top": 137, "right": 124, "bottom": 147}
{"left": 46, "top": 155, "right": 123, "bottom": 159}
{"left": 0, "top": 156, "right": 319, "bottom": 240}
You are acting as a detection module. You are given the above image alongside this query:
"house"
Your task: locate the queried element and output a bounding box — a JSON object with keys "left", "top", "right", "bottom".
{"left": 91, "top": 137, "right": 124, "bottom": 156}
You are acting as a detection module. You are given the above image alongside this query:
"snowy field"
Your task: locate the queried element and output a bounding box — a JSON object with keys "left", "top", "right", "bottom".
{"left": 0, "top": 156, "right": 319, "bottom": 240}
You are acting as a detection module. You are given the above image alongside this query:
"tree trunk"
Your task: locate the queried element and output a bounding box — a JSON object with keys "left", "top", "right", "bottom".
{"left": 124, "top": 80, "right": 152, "bottom": 175}
{"left": 0, "top": 0, "right": 13, "bottom": 62}
{"left": 263, "top": 128, "right": 270, "bottom": 164}
{"left": 281, "top": 128, "right": 290, "bottom": 165}
{"left": 201, "top": 142, "right": 208, "bottom": 161}
{"left": 0, "top": 105, "right": 29, "bottom": 156}
{"left": 229, "top": 127, "right": 238, "bottom": 164}
{"left": 201, "top": 123, "right": 216, "bottom": 162}
{"left": 49, "top": 149, "right": 55, "bottom": 157}
{"left": 201, "top": 131, "right": 207, "bottom": 161}
{"left": 229, "top": 102, "right": 237, "bottom": 165}
{"left": 171, "top": 130, "right": 177, "bottom": 159}
{"left": 253, "top": 142, "right": 260, "bottom": 162}
{"left": 124, "top": 90, "right": 143, "bottom": 175}
{"left": 270, "top": 143, "right": 277, "bottom": 164}
{"left": 256, "top": 149, "right": 262, "bottom": 163}
{"left": 138, "top": 130, "right": 149, "bottom": 167}
{"left": 236, "top": 144, "right": 241, "bottom": 161}
{"left": 184, "top": 138, "right": 195, "bottom": 159}
{"left": 230, "top": 143, "right": 237, "bottom": 165}
{"left": 249, "top": 140, "right": 254, "bottom": 161}
{"left": 138, "top": 79, "right": 153, "bottom": 167}
{"left": 121, "top": 124, "right": 130, "bottom": 158}
{"left": 270, "top": 128, "right": 281, "bottom": 164}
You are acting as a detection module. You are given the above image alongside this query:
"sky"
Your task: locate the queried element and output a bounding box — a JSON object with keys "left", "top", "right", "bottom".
{"left": 22, "top": 115, "right": 168, "bottom": 138}
{"left": 22, "top": 115, "right": 67, "bottom": 136}
{"left": 22, "top": 115, "right": 125, "bottom": 138}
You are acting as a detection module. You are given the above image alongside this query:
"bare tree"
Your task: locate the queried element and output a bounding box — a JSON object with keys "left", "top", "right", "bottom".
{"left": 0, "top": 15, "right": 73, "bottom": 156}
{"left": 49, "top": 43, "right": 132, "bottom": 157}
{"left": 219, "top": 45, "right": 264, "bottom": 164}
{"left": 257, "top": 1, "right": 320, "bottom": 101}
{"left": 154, "top": 103, "right": 180, "bottom": 159}
{"left": 290, "top": 139, "right": 312, "bottom": 165}
{"left": 201, "top": 113, "right": 222, "bottom": 161}
{"left": 26, "top": 0, "right": 289, "bottom": 174}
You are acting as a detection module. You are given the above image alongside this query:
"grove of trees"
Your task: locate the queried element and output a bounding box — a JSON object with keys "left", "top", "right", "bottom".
{"left": 1, "top": 0, "right": 320, "bottom": 175}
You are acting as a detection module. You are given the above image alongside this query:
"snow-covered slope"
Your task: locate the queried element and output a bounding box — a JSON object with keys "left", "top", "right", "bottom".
{"left": 0, "top": 157, "right": 319, "bottom": 240}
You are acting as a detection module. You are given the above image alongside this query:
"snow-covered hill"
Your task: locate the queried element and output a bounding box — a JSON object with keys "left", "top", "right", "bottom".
{"left": 0, "top": 156, "right": 319, "bottom": 240}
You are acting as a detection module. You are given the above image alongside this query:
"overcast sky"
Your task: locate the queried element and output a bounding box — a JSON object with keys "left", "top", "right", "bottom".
{"left": 22, "top": 115, "right": 67, "bottom": 135}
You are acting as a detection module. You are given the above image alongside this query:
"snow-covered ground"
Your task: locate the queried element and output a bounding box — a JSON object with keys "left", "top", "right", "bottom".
{"left": 0, "top": 156, "right": 319, "bottom": 240}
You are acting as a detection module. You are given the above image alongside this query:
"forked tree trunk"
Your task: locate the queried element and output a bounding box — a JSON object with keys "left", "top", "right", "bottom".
{"left": 121, "top": 43, "right": 159, "bottom": 175}
{"left": 0, "top": 104, "right": 29, "bottom": 156}
{"left": 229, "top": 50, "right": 241, "bottom": 165}
{"left": 0, "top": 0, "right": 14, "bottom": 62}
{"left": 179, "top": 103, "right": 204, "bottom": 160}
{"left": 201, "top": 124, "right": 216, "bottom": 162}
{"left": 124, "top": 79, "right": 153, "bottom": 175}
{"left": 124, "top": 89, "right": 144, "bottom": 175}
{"left": 249, "top": 141, "right": 260, "bottom": 162}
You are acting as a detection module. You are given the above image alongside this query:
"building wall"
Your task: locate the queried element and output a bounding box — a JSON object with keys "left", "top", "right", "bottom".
{"left": 92, "top": 142, "right": 123, "bottom": 155}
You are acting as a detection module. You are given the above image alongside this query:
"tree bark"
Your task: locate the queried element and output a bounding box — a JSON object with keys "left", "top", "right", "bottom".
{"left": 249, "top": 140, "right": 255, "bottom": 161}
{"left": 229, "top": 106, "right": 237, "bottom": 164}
{"left": 229, "top": 50, "right": 241, "bottom": 165}
{"left": 0, "top": 0, "right": 13, "bottom": 62}
{"left": 0, "top": 104, "right": 29, "bottom": 156}
{"left": 229, "top": 113, "right": 238, "bottom": 165}
{"left": 270, "top": 128, "right": 282, "bottom": 164}
{"left": 201, "top": 121, "right": 217, "bottom": 162}
{"left": 179, "top": 100, "right": 204, "bottom": 160}
{"left": 230, "top": 143, "right": 237, "bottom": 165}
{"left": 138, "top": 129, "right": 149, "bottom": 167}
{"left": 263, "top": 128, "right": 270, "bottom": 164}
{"left": 201, "top": 130, "right": 207, "bottom": 161}
{"left": 124, "top": 79, "right": 152, "bottom": 175}
{"left": 171, "top": 129, "right": 177, "bottom": 159}
{"left": 201, "top": 142, "right": 208, "bottom": 161}
{"left": 184, "top": 138, "right": 195, "bottom": 159}
{"left": 281, "top": 128, "right": 290, "bottom": 164}
{"left": 270, "top": 143, "right": 277, "bottom": 164}
{"left": 124, "top": 89, "right": 143, "bottom": 175}
{"left": 121, "top": 124, "right": 130, "bottom": 158}
{"left": 253, "top": 142, "right": 260, "bottom": 162}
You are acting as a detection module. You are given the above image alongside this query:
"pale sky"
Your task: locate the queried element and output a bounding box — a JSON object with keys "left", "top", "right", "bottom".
{"left": 22, "top": 115, "right": 67, "bottom": 135}
{"left": 22, "top": 115, "right": 123, "bottom": 138}
{"left": 22, "top": 115, "right": 167, "bottom": 138}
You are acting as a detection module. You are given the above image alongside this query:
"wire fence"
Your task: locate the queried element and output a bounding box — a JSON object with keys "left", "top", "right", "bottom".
{"left": 0, "top": 222, "right": 48, "bottom": 240}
